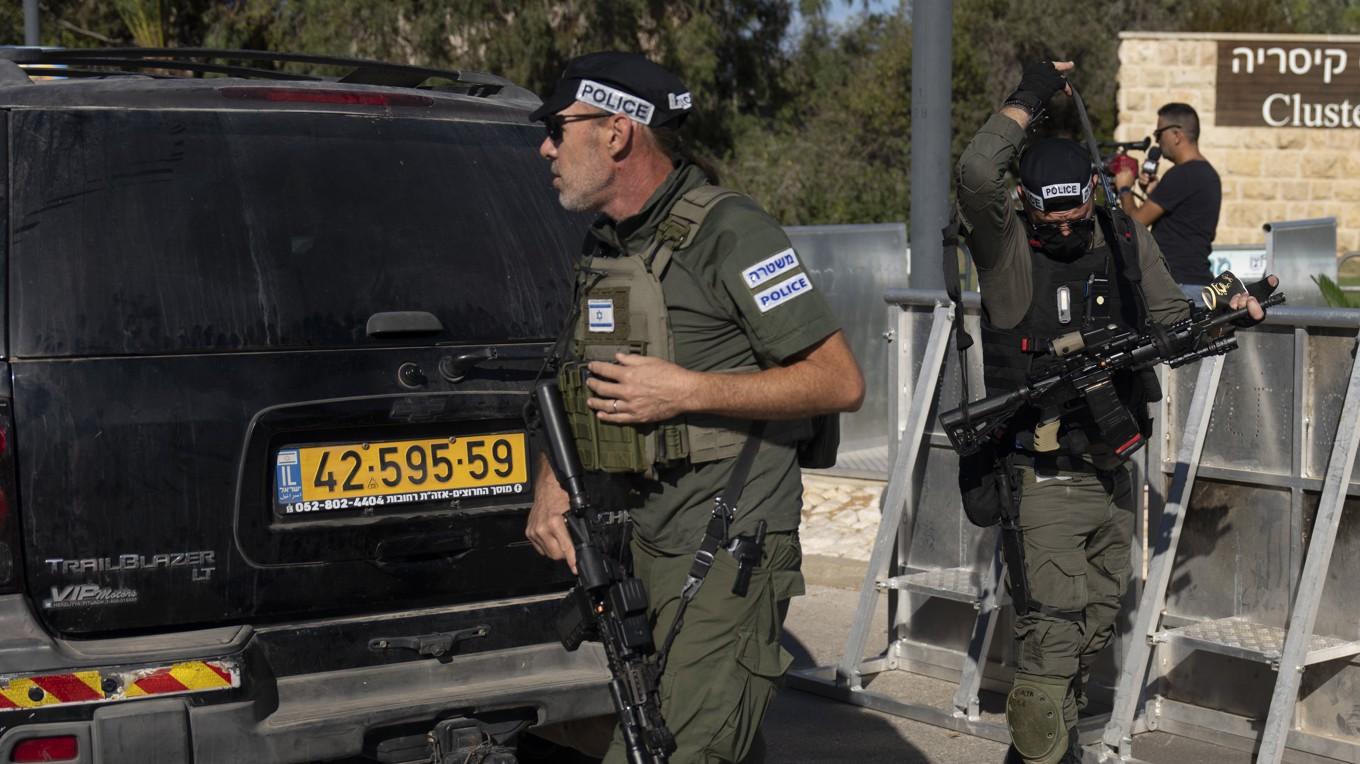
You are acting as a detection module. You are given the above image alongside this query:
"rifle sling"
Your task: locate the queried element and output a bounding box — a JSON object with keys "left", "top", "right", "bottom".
{"left": 941, "top": 214, "right": 976, "bottom": 423}
{"left": 657, "top": 420, "right": 767, "bottom": 674}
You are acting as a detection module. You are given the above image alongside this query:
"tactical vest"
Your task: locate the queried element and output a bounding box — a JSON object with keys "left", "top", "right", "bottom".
{"left": 980, "top": 210, "right": 1152, "bottom": 460}
{"left": 557, "top": 185, "right": 757, "bottom": 474}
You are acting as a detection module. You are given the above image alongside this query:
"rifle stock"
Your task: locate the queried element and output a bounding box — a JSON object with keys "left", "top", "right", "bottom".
{"left": 533, "top": 381, "right": 675, "bottom": 764}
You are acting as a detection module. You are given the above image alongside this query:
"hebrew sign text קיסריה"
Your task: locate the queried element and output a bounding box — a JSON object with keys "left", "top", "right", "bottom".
{"left": 1216, "top": 40, "right": 1360, "bottom": 128}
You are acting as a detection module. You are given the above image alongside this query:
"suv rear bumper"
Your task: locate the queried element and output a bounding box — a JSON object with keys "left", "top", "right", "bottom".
{"left": 0, "top": 594, "right": 613, "bottom": 763}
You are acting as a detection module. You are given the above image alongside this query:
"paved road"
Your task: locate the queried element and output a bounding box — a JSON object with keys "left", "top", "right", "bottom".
{"left": 770, "top": 581, "right": 1009, "bottom": 764}
{"left": 323, "top": 475, "right": 1252, "bottom": 763}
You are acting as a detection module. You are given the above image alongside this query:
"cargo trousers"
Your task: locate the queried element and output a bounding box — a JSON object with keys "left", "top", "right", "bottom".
{"left": 1006, "top": 463, "right": 1135, "bottom": 764}
{"left": 602, "top": 531, "right": 804, "bottom": 764}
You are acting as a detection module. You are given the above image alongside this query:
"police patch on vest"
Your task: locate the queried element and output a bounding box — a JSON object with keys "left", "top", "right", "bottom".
{"left": 576, "top": 80, "right": 654, "bottom": 125}
{"left": 754, "top": 273, "right": 814, "bottom": 313}
{"left": 587, "top": 298, "right": 616, "bottom": 332}
{"left": 744, "top": 248, "right": 800, "bottom": 289}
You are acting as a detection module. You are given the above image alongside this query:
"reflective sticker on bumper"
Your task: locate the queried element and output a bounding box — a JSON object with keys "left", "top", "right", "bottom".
{"left": 0, "top": 660, "right": 240, "bottom": 711}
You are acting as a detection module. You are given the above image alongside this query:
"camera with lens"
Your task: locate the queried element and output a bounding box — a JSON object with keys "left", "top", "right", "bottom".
{"left": 1098, "top": 137, "right": 1151, "bottom": 177}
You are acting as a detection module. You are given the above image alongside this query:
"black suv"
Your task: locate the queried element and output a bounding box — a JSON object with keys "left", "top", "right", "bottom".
{"left": 0, "top": 48, "right": 608, "bottom": 763}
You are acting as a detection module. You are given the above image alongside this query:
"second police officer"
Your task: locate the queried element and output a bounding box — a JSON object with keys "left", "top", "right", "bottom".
{"left": 955, "top": 60, "right": 1267, "bottom": 764}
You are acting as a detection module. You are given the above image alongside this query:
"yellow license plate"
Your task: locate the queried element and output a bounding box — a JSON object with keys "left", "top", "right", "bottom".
{"left": 274, "top": 432, "right": 528, "bottom": 514}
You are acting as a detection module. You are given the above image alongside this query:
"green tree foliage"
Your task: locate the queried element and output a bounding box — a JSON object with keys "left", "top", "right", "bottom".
{"left": 3, "top": 0, "right": 217, "bottom": 47}
{"left": 1130, "top": 0, "right": 1360, "bottom": 34}
{"left": 4, "top": 0, "right": 1358, "bottom": 224}
{"left": 201, "top": 0, "right": 799, "bottom": 159}
{"left": 1311, "top": 274, "right": 1360, "bottom": 308}
{"left": 726, "top": 12, "right": 911, "bottom": 224}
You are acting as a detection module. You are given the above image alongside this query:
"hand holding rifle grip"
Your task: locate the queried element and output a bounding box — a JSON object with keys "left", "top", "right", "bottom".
{"left": 533, "top": 380, "right": 610, "bottom": 591}
{"left": 1197, "top": 291, "right": 1285, "bottom": 333}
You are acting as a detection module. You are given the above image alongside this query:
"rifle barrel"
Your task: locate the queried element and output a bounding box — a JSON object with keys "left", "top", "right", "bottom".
{"left": 534, "top": 381, "right": 590, "bottom": 511}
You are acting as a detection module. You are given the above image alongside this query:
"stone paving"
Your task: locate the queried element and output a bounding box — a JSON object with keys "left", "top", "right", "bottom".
{"left": 799, "top": 474, "right": 885, "bottom": 561}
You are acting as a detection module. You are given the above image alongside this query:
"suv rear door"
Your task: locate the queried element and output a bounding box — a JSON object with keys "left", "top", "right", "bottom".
{"left": 8, "top": 101, "right": 580, "bottom": 637}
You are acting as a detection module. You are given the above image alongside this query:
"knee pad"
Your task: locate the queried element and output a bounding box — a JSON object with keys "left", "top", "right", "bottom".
{"left": 1006, "top": 675, "right": 1070, "bottom": 764}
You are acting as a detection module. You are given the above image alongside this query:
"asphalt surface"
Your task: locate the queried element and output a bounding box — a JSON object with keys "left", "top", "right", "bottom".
{"left": 771, "top": 557, "right": 1257, "bottom": 764}
{"left": 319, "top": 556, "right": 1256, "bottom": 764}
{"left": 317, "top": 471, "right": 1260, "bottom": 763}
{"left": 770, "top": 577, "right": 1008, "bottom": 764}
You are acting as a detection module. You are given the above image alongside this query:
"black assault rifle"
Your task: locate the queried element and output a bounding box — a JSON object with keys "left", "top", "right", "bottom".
{"left": 941, "top": 292, "right": 1281, "bottom": 616}
{"left": 940, "top": 292, "right": 1285, "bottom": 460}
{"left": 532, "top": 381, "right": 675, "bottom": 764}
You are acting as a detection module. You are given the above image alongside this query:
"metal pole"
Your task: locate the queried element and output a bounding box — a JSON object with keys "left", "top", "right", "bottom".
{"left": 908, "top": 0, "right": 951, "bottom": 290}
{"left": 24, "top": 0, "right": 40, "bottom": 46}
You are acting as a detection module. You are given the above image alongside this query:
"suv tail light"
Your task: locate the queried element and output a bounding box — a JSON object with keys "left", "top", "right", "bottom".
{"left": 218, "top": 86, "right": 434, "bottom": 108}
{"left": 12, "top": 736, "right": 77, "bottom": 763}
{"left": 0, "top": 400, "right": 21, "bottom": 594}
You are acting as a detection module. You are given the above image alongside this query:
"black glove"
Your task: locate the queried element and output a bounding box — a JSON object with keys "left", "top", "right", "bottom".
{"left": 1203, "top": 271, "right": 1277, "bottom": 328}
{"left": 1004, "top": 60, "right": 1066, "bottom": 120}
{"left": 1246, "top": 275, "right": 1278, "bottom": 303}
{"left": 1233, "top": 275, "right": 1279, "bottom": 328}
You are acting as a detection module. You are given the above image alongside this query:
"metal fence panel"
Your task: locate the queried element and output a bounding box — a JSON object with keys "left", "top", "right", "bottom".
{"left": 865, "top": 290, "right": 1360, "bottom": 761}
{"left": 1197, "top": 331, "right": 1294, "bottom": 475}
{"left": 788, "top": 223, "right": 908, "bottom": 475}
{"left": 1266, "top": 217, "right": 1337, "bottom": 309}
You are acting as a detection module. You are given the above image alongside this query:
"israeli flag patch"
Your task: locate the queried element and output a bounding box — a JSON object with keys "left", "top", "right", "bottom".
{"left": 587, "top": 299, "right": 616, "bottom": 332}
{"left": 743, "top": 248, "right": 800, "bottom": 289}
{"left": 753, "top": 273, "right": 814, "bottom": 313}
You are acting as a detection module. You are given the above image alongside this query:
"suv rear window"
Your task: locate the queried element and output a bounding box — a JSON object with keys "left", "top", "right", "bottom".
{"left": 9, "top": 108, "right": 578, "bottom": 357}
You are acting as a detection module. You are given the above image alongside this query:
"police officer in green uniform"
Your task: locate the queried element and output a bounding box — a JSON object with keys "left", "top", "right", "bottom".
{"left": 956, "top": 61, "right": 1267, "bottom": 764}
{"left": 524, "top": 52, "right": 864, "bottom": 763}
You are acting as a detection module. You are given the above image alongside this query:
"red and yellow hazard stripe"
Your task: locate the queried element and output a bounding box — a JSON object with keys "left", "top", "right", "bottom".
{"left": 0, "top": 659, "right": 239, "bottom": 711}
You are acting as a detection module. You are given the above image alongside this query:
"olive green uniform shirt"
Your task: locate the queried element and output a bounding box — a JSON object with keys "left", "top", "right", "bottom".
{"left": 956, "top": 113, "right": 1190, "bottom": 329}
{"left": 587, "top": 164, "right": 841, "bottom": 556}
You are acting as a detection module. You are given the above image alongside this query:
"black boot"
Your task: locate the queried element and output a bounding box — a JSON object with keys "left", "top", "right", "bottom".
{"left": 1003, "top": 744, "right": 1025, "bottom": 764}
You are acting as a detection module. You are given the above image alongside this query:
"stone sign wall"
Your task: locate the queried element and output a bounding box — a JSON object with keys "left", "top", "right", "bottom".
{"left": 1116, "top": 32, "right": 1360, "bottom": 256}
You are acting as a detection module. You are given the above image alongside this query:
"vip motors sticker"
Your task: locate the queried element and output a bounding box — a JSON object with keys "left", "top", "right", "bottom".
{"left": 743, "top": 248, "right": 800, "bottom": 289}
{"left": 43, "top": 584, "right": 139, "bottom": 610}
{"left": 753, "top": 273, "right": 815, "bottom": 313}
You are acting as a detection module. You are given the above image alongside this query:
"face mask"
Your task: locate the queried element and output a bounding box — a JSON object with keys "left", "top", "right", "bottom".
{"left": 1030, "top": 217, "right": 1094, "bottom": 259}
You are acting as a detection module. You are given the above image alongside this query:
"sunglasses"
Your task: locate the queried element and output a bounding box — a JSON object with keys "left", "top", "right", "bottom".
{"left": 1031, "top": 216, "right": 1095, "bottom": 236}
{"left": 1153, "top": 124, "right": 1182, "bottom": 142}
{"left": 543, "top": 112, "right": 611, "bottom": 143}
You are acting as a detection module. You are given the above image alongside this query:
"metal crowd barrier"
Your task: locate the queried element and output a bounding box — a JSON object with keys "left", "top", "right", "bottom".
{"left": 790, "top": 289, "right": 1360, "bottom": 764}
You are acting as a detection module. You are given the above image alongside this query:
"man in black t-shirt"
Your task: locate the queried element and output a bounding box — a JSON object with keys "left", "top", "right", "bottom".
{"left": 1115, "top": 102, "right": 1221, "bottom": 285}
